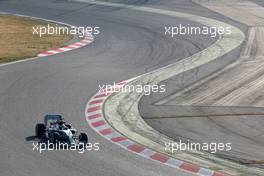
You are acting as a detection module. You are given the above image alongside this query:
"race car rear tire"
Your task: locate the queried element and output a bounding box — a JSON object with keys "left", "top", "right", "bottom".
{"left": 35, "top": 123, "right": 45, "bottom": 137}
{"left": 79, "top": 133, "right": 88, "bottom": 143}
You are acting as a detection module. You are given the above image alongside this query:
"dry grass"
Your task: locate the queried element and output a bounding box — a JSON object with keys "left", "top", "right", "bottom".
{"left": 0, "top": 15, "right": 73, "bottom": 63}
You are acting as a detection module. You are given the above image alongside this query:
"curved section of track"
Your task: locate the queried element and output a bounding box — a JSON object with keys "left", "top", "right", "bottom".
{"left": 0, "top": 0, "right": 220, "bottom": 176}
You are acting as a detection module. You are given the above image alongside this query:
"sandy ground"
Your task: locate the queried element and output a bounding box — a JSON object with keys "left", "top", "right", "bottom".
{"left": 0, "top": 15, "right": 73, "bottom": 63}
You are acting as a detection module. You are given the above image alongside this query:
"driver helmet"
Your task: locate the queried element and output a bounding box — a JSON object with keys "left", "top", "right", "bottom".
{"left": 56, "top": 118, "right": 65, "bottom": 125}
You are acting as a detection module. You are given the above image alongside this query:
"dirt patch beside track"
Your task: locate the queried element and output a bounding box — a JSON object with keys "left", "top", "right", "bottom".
{"left": 0, "top": 15, "right": 73, "bottom": 63}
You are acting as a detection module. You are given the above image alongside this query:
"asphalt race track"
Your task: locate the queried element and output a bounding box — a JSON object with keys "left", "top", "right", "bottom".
{"left": 0, "top": 0, "right": 245, "bottom": 176}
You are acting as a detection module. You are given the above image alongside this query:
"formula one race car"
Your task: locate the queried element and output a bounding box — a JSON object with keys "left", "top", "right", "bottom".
{"left": 35, "top": 115, "right": 88, "bottom": 145}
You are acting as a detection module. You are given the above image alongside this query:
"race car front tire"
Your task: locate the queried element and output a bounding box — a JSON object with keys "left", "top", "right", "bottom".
{"left": 79, "top": 133, "right": 88, "bottom": 144}
{"left": 50, "top": 132, "right": 60, "bottom": 143}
